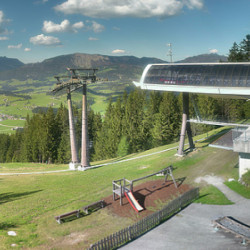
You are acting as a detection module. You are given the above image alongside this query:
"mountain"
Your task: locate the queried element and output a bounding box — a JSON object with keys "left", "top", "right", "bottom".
{"left": 0, "top": 53, "right": 166, "bottom": 81}
{"left": 177, "top": 53, "right": 228, "bottom": 63}
{"left": 0, "top": 56, "right": 24, "bottom": 72}
{"left": 0, "top": 53, "right": 230, "bottom": 81}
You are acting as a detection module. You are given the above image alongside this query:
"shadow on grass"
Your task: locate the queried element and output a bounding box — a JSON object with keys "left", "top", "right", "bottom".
{"left": 194, "top": 193, "right": 210, "bottom": 202}
{"left": 176, "top": 177, "right": 186, "bottom": 187}
{"left": 0, "top": 190, "right": 43, "bottom": 205}
{"left": 234, "top": 163, "right": 239, "bottom": 169}
{"left": 199, "top": 128, "right": 231, "bottom": 144}
{"left": 0, "top": 222, "right": 17, "bottom": 230}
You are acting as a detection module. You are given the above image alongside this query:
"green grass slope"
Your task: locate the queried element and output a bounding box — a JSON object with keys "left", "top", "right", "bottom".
{"left": 0, "top": 128, "right": 244, "bottom": 249}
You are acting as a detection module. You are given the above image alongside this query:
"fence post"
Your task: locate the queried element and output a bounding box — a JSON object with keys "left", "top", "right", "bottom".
{"left": 121, "top": 229, "right": 124, "bottom": 244}
{"left": 114, "top": 233, "right": 117, "bottom": 247}
{"left": 100, "top": 239, "right": 104, "bottom": 249}
{"left": 109, "top": 235, "right": 113, "bottom": 249}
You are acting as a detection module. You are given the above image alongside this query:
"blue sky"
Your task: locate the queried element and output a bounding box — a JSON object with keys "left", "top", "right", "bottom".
{"left": 0, "top": 0, "right": 250, "bottom": 63}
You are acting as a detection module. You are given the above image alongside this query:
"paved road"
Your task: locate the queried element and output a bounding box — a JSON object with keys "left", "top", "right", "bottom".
{"left": 121, "top": 178, "right": 250, "bottom": 250}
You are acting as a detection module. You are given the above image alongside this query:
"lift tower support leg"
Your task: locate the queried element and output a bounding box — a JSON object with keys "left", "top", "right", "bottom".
{"left": 67, "top": 88, "right": 79, "bottom": 168}
{"left": 177, "top": 92, "right": 195, "bottom": 156}
{"left": 81, "top": 83, "right": 89, "bottom": 169}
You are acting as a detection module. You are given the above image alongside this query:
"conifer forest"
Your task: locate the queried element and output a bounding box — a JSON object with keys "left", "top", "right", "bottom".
{"left": 0, "top": 34, "right": 249, "bottom": 164}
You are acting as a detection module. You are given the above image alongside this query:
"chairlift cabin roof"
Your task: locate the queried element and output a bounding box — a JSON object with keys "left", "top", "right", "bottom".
{"left": 133, "top": 62, "right": 250, "bottom": 99}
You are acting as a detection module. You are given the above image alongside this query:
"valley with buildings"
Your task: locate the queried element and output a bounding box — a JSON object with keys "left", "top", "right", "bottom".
{"left": 0, "top": 0, "right": 250, "bottom": 249}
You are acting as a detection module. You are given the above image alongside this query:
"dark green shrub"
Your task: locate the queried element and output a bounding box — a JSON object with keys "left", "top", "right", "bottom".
{"left": 242, "top": 170, "right": 250, "bottom": 187}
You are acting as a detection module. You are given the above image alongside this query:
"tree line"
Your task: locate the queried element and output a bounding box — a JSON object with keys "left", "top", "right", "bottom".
{"left": 0, "top": 34, "right": 249, "bottom": 164}
{"left": 0, "top": 90, "right": 249, "bottom": 163}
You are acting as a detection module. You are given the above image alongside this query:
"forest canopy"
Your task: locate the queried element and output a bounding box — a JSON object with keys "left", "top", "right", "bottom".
{"left": 0, "top": 34, "right": 249, "bottom": 163}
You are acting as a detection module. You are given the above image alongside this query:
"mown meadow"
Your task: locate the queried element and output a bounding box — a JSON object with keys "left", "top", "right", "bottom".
{"left": 1, "top": 127, "right": 248, "bottom": 249}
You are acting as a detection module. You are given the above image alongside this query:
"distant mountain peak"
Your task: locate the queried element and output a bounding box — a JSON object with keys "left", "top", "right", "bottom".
{"left": 177, "top": 53, "right": 228, "bottom": 63}
{"left": 0, "top": 52, "right": 229, "bottom": 81}
{"left": 0, "top": 56, "right": 24, "bottom": 72}
{"left": 0, "top": 53, "right": 166, "bottom": 81}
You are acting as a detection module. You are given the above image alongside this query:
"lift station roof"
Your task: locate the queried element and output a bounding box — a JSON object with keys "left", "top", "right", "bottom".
{"left": 134, "top": 63, "right": 250, "bottom": 99}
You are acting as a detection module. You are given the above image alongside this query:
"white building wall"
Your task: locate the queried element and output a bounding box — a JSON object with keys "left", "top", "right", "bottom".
{"left": 239, "top": 153, "right": 250, "bottom": 178}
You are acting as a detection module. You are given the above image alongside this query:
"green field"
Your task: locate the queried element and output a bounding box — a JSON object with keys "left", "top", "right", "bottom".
{"left": 0, "top": 119, "right": 26, "bottom": 134}
{"left": 225, "top": 180, "right": 250, "bottom": 199}
{"left": 0, "top": 77, "right": 133, "bottom": 118}
{"left": 0, "top": 77, "right": 134, "bottom": 131}
{"left": 0, "top": 128, "right": 246, "bottom": 249}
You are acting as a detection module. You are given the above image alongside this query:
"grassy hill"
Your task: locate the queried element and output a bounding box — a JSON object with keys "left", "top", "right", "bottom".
{"left": 0, "top": 52, "right": 229, "bottom": 128}
{"left": 0, "top": 127, "right": 245, "bottom": 249}
{"left": 0, "top": 53, "right": 167, "bottom": 126}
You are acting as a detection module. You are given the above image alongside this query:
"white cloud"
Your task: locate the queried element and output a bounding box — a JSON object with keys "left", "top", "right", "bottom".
{"left": 8, "top": 43, "right": 22, "bottom": 49}
{"left": 0, "top": 10, "right": 10, "bottom": 35}
{"left": 113, "top": 26, "right": 120, "bottom": 31}
{"left": 88, "top": 37, "right": 98, "bottom": 41}
{"left": 0, "top": 36, "right": 8, "bottom": 40}
{"left": 55, "top": 0, "right": 204, "bottom": 19}
{"left": 87, "top": 21, "right": 105, "bottom": 33}
{"left": 112, "top": 49, "right": 126, "bottom": 54}
{"left": 24, "top": 48, "right": 31, "bottom": 52}
{"left": 209, "top": 49, "right": 218, "bottom": 54}
{"left": 43, "top": 19, "right": 84, "bottom": 33}
{"left": 30, "top": 34, "right": 61, "bottom": 46}
{"left": 185, "top": 0, "right": 203, "bottom": 9}
{"left": 72, "top": 21, "right": 84, "bottom": 29}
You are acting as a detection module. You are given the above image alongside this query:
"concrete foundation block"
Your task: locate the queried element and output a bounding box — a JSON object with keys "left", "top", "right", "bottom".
{"left": 69, "top": 162, "right": 80, "bottom": 170}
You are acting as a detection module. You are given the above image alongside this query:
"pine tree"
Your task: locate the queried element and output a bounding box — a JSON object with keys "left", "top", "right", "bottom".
{"left": 20, "top": 114, "right": 37, "bottom": 162}
{"left": 44, "top": 107, "right": 59, "bottom": 163}
{"left": 6, "top": 133, "right": 20, "bottom": 162}
{"left": 228, "top": 42, "right": 243, "bottom": 62}
{"left": 124, "top": 89, "right": 147, "bottom": 152}
{"left": 88, "top": 109, "right": 102, "bottom": 159}
{"left": 56, "top": 104, "right": 70, "bottom": 163}
{"left": 57, "top": 129, "right": 71, "bottom": 163}
{"left": 228, "top": 34, "right": 250, "bottom": 62}
{"left": 151, "top": 92, "right": 180, "bottom": 146}
{"left": 0, "top": 134, "right": 10, "bottom": 162}
{"left": 239, "top": 34, "right": 250, "bottom": 61}
{"left": 117, "top": 136, "right": 129, "bottom": 157}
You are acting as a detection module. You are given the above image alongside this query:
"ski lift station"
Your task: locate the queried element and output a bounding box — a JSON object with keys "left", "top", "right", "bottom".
{"left": 134, "top": 62, "right": 250, "bottom": 178}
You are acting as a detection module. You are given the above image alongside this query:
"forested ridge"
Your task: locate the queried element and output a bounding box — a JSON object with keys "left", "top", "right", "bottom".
{"left": 0, "top": 35, "right": 249, "bottom": 164}
{"left": 0, "top": 89, "right": 249, "bottom": 163}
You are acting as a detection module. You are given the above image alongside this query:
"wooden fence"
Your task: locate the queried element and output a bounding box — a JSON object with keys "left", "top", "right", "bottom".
{"left": 88, "top": 187, "right": 199, "bottom": 250}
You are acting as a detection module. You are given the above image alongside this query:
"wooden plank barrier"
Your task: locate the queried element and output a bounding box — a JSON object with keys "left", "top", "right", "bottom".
{"left": 55, "top": 209, "right": 80, "bottom": 224}
{"left": 82, "top": 200, "right": 105, "bottom": 214}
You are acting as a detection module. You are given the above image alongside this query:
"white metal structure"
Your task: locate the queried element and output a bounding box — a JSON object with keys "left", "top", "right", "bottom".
{"left": 134, "top": 62, "right": 250, "bottom": 177}
{"left": 134, "top": 62, "right": 250, "bottom": 99}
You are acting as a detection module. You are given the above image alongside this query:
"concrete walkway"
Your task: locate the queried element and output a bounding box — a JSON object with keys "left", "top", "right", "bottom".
{"left": 0, "top": 169, "right": 71, "bottom": 175}
{"left": 121, "top": 176, "right": 250, "bottom": 250}
{"left": 195, "top": 175, "right": 248, "bottom": 204}
{"left": 0, "top": 145, "right": 180, "bottom": 176}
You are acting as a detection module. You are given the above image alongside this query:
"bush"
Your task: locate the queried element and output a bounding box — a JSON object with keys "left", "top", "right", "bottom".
{"left": 242, "top": 170, "right": 250, "bottom": 187}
